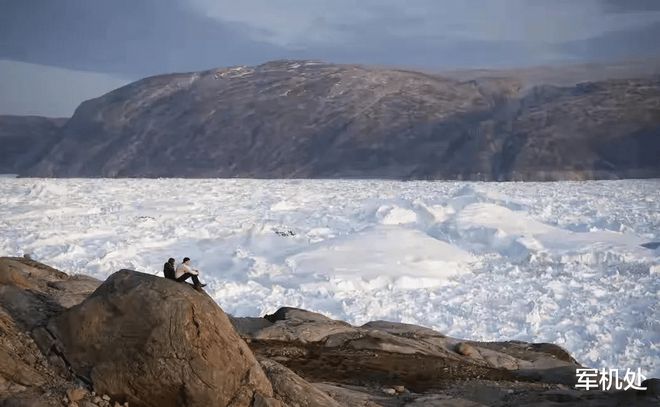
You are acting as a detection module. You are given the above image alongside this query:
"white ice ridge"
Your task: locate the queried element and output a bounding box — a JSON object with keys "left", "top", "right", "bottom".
{"left": 0, "top": 178, "right": 658, "bottom": 377}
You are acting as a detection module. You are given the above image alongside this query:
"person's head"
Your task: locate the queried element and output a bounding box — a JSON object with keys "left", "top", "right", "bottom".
{"left": 183, "top": 257, "right": 190, "bottom": 264}
{"left": 168, "top": 258, "right": 175, "bottom": 265}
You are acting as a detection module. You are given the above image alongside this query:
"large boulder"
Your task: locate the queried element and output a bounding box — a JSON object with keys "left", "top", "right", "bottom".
{"left": 46, "top": 270, "right": 273, "bottom": 407}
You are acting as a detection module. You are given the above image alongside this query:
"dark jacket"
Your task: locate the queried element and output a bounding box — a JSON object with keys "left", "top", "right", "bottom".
{"left": 163, "top": 262, "right": 176, "bottom": 280}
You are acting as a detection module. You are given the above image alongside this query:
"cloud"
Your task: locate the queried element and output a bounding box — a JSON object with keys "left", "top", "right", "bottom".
{"left": 0, "top": 1, "right": 659, "bottom": 83}
{"left": 190, "top": 0, "right": 660, "bottom": 46}
{"left": 561, "top": 21, "right": 660, "bottom": 62}
{"left": 187, "top": 0, "right": 660, "bottom": 69}
{"left": 2, "top": 0, "right": 660, "bottom": 77}
{"left": 0, "top": 60, "right": 129, "bottom": 117}
{"left": 0, "top": 0, "right": 289, "bottom": 77}
{"left": 600, "top": 0, "right": 660, "bottom": 13}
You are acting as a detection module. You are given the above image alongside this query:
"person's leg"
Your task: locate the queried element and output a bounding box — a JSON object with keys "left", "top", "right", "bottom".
{"left": 191, "top": 275, "right": 207, "bottom": 287}
{"left": 176, "top": 273, "right": 206, "bottom": 288}
{"left": 176, "top": 273, "right": 191, "bottom": 282}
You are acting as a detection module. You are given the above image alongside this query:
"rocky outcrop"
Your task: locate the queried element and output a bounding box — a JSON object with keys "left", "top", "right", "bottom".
{"left": 16, "top": 60, "right": 660, "bottom": 180}
{"left": 235, "top": 307, "right": 578, "bottom": 387}
{"left": 0, "top": 257, "right": 100, "bottom": 406}
{"left": 46, "top": 270, "right": 273, "bottom": 407}
{"left": 1, "top": 258, "right": 659, "bottom": 406}
{"left": 234, "top": 307, "right": 660, "bottom": 406}
{"left": 0, "top": 115, "right": 65, "bottom": 175}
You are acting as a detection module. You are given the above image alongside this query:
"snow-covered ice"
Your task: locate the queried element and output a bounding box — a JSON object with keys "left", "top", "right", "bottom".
{"left": 0, "top": 178, "right": 658, "bottom": 377}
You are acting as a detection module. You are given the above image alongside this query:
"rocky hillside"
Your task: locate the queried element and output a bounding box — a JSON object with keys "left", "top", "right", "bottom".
{"left": 16, "top": 60, "right": 660, "bottom": 180}
{"left": 1, "top": 256, "right": 658, "bottom": 406}
{"left": 0, "top": 115, "right": 65, "bottom": 175}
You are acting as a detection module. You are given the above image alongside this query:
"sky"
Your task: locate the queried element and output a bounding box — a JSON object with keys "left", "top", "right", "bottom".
{"left": 1, "top": 0, "right": 660, "bottom": 116}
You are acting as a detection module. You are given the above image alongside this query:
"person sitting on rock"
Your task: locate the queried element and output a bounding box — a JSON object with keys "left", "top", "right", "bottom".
{"left": 163, "top": 258, "right": 176, "bottom": 280}
{"left": 175, "top": 257, "right": 207, "bottom": 288}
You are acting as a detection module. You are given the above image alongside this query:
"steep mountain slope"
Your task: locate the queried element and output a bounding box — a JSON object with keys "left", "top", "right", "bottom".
{"left": 0, "top": 115, "right": 65, "bottom": 175}
{"left": 22, "top": 60, "right": 660, "bottom": 180}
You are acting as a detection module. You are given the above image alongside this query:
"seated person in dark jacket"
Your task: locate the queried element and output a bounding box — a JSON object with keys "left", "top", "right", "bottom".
{"left": 163, "top": 258, "right": 176, "bottom": 280}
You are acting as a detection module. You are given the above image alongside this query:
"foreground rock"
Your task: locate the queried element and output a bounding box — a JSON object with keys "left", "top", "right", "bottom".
{"left": 1, "top": 258, "right": 658, "bottom": 406}
{"left": 22, "top": 60, "right": 660, "bottom": 180}
{"left": 46, "top": 270, "right": 274, "bottom": 407}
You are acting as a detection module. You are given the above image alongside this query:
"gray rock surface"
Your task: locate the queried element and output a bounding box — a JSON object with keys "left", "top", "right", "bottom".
{"left": 18, "top": 60, "right": 660, "bottom": 181}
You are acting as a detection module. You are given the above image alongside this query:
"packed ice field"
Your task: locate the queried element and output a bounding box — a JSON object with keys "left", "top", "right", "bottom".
{"left": 1, "top": 178, "right": 658, "bottom": 377}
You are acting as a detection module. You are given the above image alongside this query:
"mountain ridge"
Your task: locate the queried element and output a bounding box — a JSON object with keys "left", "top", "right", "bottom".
{"left": 3, "top": 60, "right": 659, "bottom": 180}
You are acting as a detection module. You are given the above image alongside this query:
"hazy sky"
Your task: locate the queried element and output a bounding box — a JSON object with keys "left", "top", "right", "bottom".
{"left": 1, "top": 0, "right": 660, "bottom": 116}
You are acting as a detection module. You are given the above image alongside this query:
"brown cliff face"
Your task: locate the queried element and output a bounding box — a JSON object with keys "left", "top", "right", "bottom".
{"left": 15, "top": 60, "right": 660, "bottom": 180}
